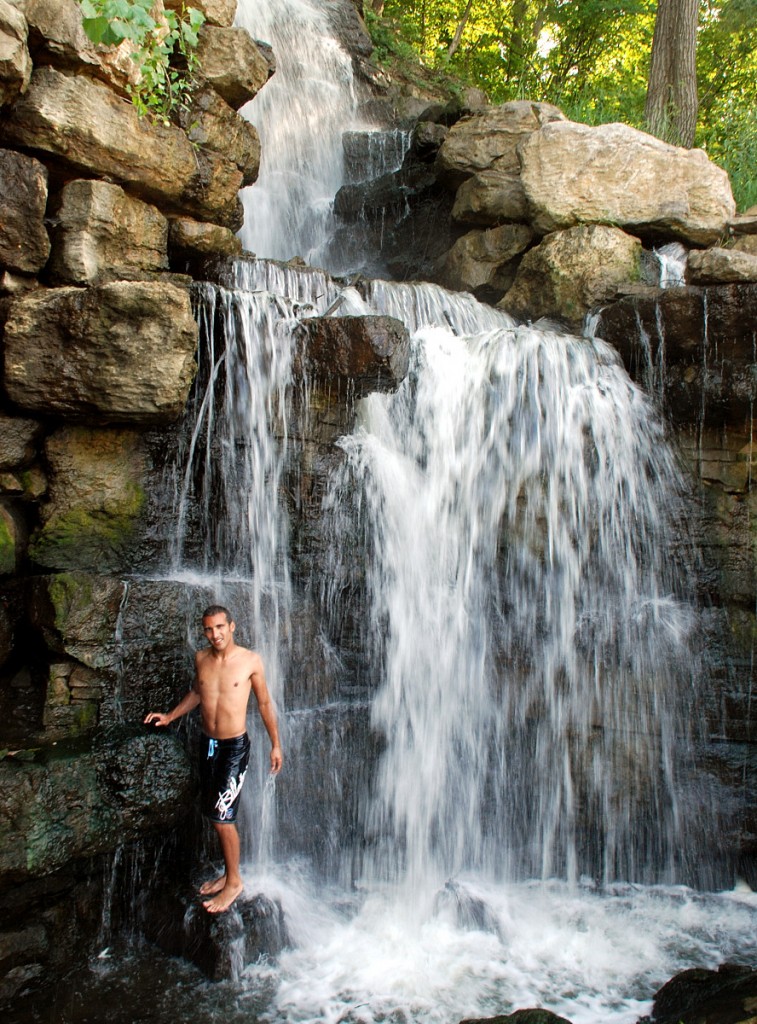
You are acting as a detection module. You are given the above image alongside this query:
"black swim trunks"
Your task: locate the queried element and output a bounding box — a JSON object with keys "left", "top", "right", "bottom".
{"left": 199, "top": 732, "right": 250, "bottom": 824}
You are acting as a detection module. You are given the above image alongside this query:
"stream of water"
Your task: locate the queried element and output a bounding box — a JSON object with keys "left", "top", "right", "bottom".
{"left": 17, "top": 1, "right": 755, "bottom": 1021}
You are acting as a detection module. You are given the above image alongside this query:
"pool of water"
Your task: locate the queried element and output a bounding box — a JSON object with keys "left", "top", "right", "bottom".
{"left": 11, "top": 868, "right": 757, "bottom": 1024}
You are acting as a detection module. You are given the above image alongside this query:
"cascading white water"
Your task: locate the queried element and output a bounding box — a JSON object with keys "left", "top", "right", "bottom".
{"left": 321, "top": 286, "right": 697, "bottom": 891}
{"left": 131, "top": 1, "right": 757, "bottom": 1021}
{"left": 235, "top": 0, "right": 360, "bottom": 265}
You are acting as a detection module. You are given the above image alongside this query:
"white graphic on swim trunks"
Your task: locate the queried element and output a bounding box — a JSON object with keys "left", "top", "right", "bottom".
{"left": 215, "top": 769, "right": 247, "bottom": 820}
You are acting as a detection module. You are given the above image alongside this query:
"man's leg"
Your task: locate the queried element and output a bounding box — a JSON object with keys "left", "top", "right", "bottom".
{"left": 202, "top": 822, "right": 244, "bottom": 913}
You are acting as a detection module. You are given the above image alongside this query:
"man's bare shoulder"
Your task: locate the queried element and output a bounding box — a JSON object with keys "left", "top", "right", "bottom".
{"left": 234, "top": 645, "right": 263, "bottom": 672}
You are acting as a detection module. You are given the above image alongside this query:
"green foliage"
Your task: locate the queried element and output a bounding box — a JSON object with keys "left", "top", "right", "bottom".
{"left": 368, "top": 0, "right": 757, "bottom": 209}
{"left": 78, "top": 0, "right": 205, "bottom": 123}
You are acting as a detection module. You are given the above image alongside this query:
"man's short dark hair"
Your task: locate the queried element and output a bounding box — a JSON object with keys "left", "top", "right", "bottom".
{"left": 202, "top": 604, "right": 232, "bottom": 623}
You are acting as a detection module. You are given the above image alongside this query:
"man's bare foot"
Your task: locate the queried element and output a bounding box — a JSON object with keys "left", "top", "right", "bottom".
{"left": 199, "top": 874, "right": 226, "bottom": 896}
{"left": 202, "top": 880, "right": 243, "bottom": 914}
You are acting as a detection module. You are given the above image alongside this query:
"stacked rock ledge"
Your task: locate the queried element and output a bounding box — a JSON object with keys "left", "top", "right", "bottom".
{"left": 0, "top": 1, "right": 278, "bottom": 995}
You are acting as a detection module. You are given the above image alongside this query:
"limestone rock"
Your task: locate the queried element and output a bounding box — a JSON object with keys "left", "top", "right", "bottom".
{"left": 164, "top": 0, "right": 236, "bottom": 26}
{"left": 499, "top": 224, "right": 642, "bottom": 326}
{"left": 0, "top": 270, "right": 39, "bottom": 295}
{"left": 436, "top": 100, "right": 566, "bottom": 189}
{"left": 195, "top": 25, "right": 274, "bottom": 109}
{"left": 412, "top": 121, "right": 448, "bottom": 161}
{"left": 22, "top": 0, "right": 139, "bottom": 94}
{"left": 437, "top": 223, "right": 533, "bottom": 301}
{"left": 452, "top": 169, "right": 529, "bottom": 225}
{"left": 302, "top": 315, "right": 410, "bottom": 397}
{"left": 0, "top": 67, "right": 244, "bottom": 228}
{"left": 42, "top": 661, "right": 104, "bottom": 738}
{"left": 0, "top": 148, "right": 50, "bottom": 273}
{"left": 0, "top": 730, "right": 194, "bottom": 885}
{"left": 169, "top": 217, "right": 242, "bottom": 258}
{"left": 48, "top": 180, "right": 168, "bottom": 285}
{"left": 732, "top": 235, "right": 757, "bottom": 256}
{"left": 0, "top": 0, "right": 31, "bottom": 106}
{"left": 30, "top": 571, "right": 126, "bottom": 666}
{"left": 0, "top": 413, "right": 41, "bottom": 469}
{"left": 519, "top": 121, "right": 736, "bottom": 245}
{"left": 0, "top": 464, "right": 46, "bottom": 500}
{"left": 687, "top": 247, "right": 757, "bottom": 284}
{"left": 4, "top": 281, "right": 198, "bottom": 424}
{"left": 183, "top": 86, "right": 261, "bottom": 186}
{"left": 30, "top": 428, "right": 147, "bottom": 573}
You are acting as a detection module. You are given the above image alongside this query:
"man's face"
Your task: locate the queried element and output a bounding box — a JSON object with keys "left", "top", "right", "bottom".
{"left": 203, "top": 613, "right": 235, "bottom": 651}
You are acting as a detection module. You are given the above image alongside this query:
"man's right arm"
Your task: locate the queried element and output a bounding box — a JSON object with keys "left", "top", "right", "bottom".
{"left": 144, "top": 686, "right": 201, "bottom": 727}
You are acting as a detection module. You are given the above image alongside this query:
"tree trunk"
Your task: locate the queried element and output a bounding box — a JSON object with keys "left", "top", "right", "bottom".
{"left": 645, "top": 0, "right": 699, "bottom": 147}
{"left": 370, "top": 0, "right": 384, "bottom": 14}
{"left": 447, "top": 0, "right": 475, "bottom": 58}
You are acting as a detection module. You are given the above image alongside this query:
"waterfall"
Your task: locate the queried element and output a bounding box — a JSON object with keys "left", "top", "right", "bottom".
{"left": 114, "top": 1, "right": 757, "bottom": 1022}
{"left": 323, "top": 306, "right": 697, "bottom": 890}
{"left": 235, "top": 0, "right": 360, "bottom": 265}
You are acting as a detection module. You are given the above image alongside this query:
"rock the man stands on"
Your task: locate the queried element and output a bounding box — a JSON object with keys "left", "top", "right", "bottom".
{"left": 145, "top": 605, "right": 283, "bottom": 913}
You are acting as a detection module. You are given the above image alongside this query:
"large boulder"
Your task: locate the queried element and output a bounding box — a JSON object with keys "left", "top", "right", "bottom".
{"left": 48, "top": 180, "right": 168, "bottom": 285}
{"left": 0, "top": 730, "right": 194, "bottom": 886}
{"left": 436, "top": 101, "right": 566, "bottom": 189}
{"left": 302, "top": 314, "right": 410, "bottom": 398}
{"left": 499, "top": 224, "right": 642, "bottom": 326}
{"left": 0, "top": 148, "right": 49, "bottom": 273}
{"left": 0, "top": 67, "right": 244, "bottom": 228}
{"left": 452, "top": 170, "right": 532, "bottom": 225}
{"left": 519, "top": 121, "right": 736, "bottom": 245}
{"left": 437, "top": 223, "right": 534, "bottom": 302}
{"left": 195, "top": 25, "right": 274, "bottom": 109}
{"left": 29, "top": 428, "right": 147, "bottom": 573}
{"left": 3, "top": 281, "right": 198, "bottom": 423}
{"left": 0, "top": 0, "right": 31, "bottom": 106}
{"left": 436, "top": 101, "right": 565, "bottom": 226}
{"left": 650, "top": 964, "right": 757, "bottom": 1024}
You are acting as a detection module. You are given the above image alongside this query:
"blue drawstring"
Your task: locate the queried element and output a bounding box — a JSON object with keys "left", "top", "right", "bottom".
{"left": 207, "top": 739, "right": 217, "bottom": 758}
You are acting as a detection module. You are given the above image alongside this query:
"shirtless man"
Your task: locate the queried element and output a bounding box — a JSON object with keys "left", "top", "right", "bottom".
{"left": 144, "top": 605, "right": 283, "bottom": 914}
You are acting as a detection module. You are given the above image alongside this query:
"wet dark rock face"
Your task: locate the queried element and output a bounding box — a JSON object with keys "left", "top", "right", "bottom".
{"left": 142, "top": 889, "right": 290, "bottom": 981}
{"left": 0, "top": 729, "right": 194, "bottom": 885}
{"left": 302, "top": 313, "right": 410, "bottom": 397}
{"left": 649, "top": 963, "right": 757, "bottom": 1024}
{"left": 598, "top": 281, "right": 757, "bottom": 881}
{"left": 332, "top": 141, "right": 458, "bottom": 281}
{"left": 598, "top": 284, "right": 757, "bottom": 426}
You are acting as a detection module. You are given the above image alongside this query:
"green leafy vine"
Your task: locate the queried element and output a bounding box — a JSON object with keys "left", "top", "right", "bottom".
{"left": 78, "top": 0, "right": 205, "bottom": 123}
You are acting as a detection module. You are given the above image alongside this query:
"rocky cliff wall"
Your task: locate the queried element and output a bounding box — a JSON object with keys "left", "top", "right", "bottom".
{"left": 0, "top": 0, "right": 275, "bottom": 998}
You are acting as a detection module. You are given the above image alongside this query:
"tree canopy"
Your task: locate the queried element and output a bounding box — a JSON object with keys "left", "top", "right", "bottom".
{"left": 365, "top": 0, "right": 757, "bottom": 209}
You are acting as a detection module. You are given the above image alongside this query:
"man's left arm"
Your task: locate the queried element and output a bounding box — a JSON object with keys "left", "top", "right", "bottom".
{"left": 250, "top": 657, "right": 283, "bottom": 774}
